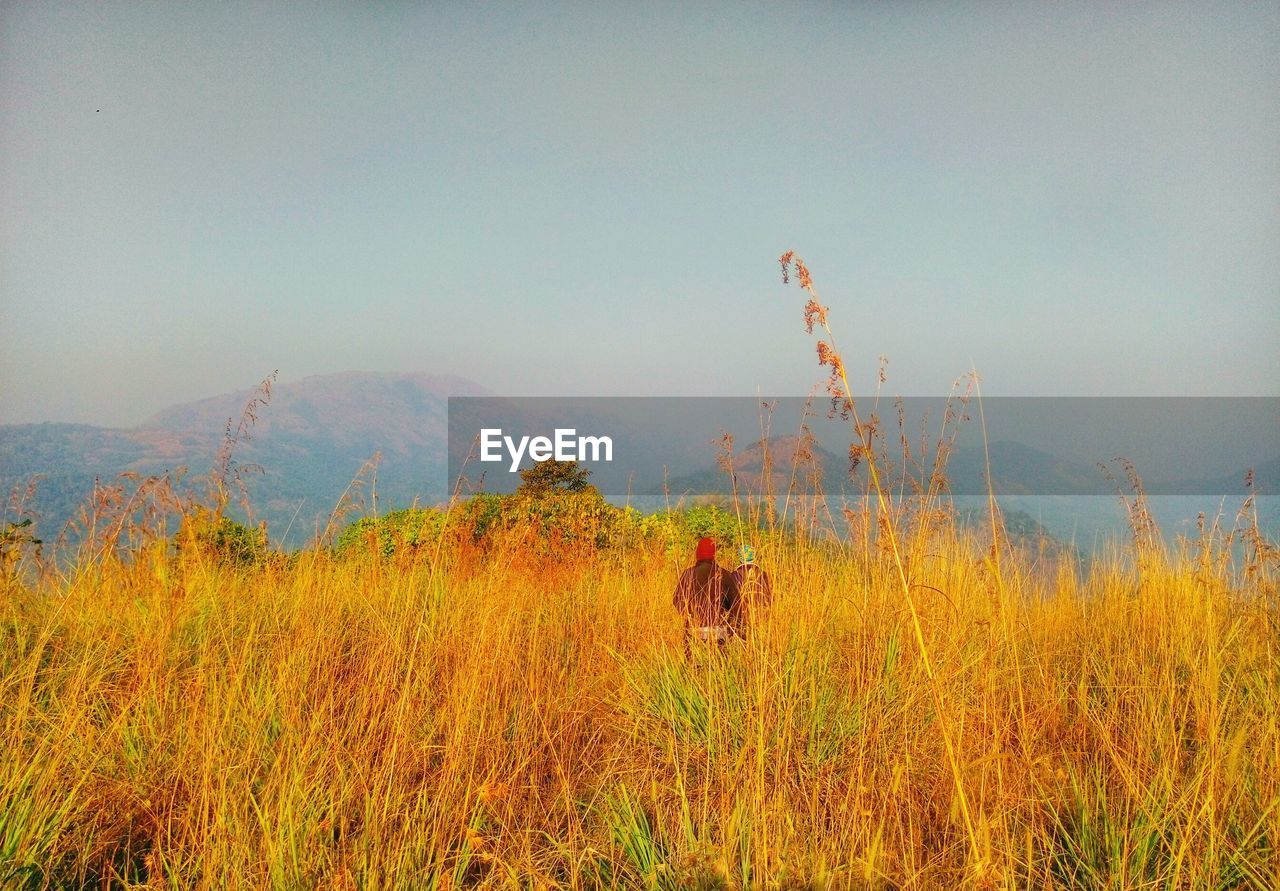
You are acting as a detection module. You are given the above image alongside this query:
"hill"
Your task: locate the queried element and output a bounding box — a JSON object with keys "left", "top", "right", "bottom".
{"left": 660, "top": 436, "right": 1114, "bottom": 498}
{"left": 5, "top": 386, "right": 1274, "bottom": 548}
{"left": 0, "top": 372, "right": 490, "bottom": 545}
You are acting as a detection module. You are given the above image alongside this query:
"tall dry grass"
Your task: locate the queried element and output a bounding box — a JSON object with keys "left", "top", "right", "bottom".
{"left": 2, "top": 518, "right": 1276, "bottom": 889}
{"left": 2, "top": 257, "right": 1276, "bottom": 888}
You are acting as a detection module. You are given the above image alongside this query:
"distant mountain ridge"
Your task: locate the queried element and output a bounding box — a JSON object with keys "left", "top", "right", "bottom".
{"left": 661, "top": 435, "right": 1277, "bottom": 499}
{"left": 3, "top": 378, "right": 1275, "bottom": 548}
{"left": 1, "top": 372, "right": 491, "bottom": 544}
{"left": 142, "top": 371, "right": 487, "bottom": 439}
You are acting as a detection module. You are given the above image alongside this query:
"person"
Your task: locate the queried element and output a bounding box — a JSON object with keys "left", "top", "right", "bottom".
{"left": 672, "top": 537, "right": 741, "bottom": 649}
{"left": 732, "top": 545, "right": 768, "bottom": 609}
{"left": 731, "top": 546, "right": 773, "bottom": 624}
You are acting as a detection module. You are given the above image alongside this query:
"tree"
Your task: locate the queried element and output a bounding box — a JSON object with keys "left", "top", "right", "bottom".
{"left": 516, "top": 459, "right": 594, "bottom": 497}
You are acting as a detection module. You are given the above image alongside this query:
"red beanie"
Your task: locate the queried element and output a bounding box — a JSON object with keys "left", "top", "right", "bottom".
{"left": 695, "top": 537, "right": 716, "bottom": 561}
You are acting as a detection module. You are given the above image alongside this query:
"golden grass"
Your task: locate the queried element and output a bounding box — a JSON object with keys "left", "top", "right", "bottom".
{"left": 3, "top": 255, "right": 1276, "bottom": 888}
{"left": 2, "top": 520, "right": 1277, "bottom": 889}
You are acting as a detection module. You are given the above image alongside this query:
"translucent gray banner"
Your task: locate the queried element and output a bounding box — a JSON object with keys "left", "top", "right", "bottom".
{"left": 447, "top": 397, "right": 1278, "bottom": 497}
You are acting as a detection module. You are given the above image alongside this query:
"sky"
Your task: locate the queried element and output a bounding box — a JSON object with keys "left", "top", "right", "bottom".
{"left": 1, "top": 1, "right": 1277, "bottom": 426}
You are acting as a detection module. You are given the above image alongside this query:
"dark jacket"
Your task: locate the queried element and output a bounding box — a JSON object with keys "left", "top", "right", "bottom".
{"left": 731, "top": 563, "right": 772, "bottom": 611}
{"left": 673, "top": 559, "right": 742, "bottom": 629}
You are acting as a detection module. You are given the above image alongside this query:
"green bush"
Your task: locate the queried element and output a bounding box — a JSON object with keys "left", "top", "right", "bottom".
{"left": 508, "top": 488, "right": 622, "bottom": 549}
{"left": 179, "top": 513, "right": 268, "bottom": 566}
{"left": 461, "top": 493, "right": 506, "bottom": 542}
{"left": 335, "top": 508, "right": 445, "bottom": 558}
{"left": 331, "top": 491, "right": 777, "bottom": 559}
{"left": 680, "top": 504, "right": 745, "bottom": 544}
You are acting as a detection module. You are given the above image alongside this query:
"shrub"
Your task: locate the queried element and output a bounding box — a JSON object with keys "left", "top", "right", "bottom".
{"left": 334, "top": 508, "right": 446, "bottom": 559}
{"left": 177, "top": 510, "right": 267, "bottom": 566}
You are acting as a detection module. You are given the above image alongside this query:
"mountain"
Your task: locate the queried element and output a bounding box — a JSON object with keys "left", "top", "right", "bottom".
{"left": 5, "top": 384, "right": 1274, "bottom": 549}
{"left": 663, "top": 435, "right": 1279, "bottom": 499}
{"left": 944, "top": 440, "right": 1113, "bottom": 496}
{"left": 1154, "top": 456, "right": 1279, "bottom": 497}
{"left": 659, "top": 435, "right": 1279, "bottom": 540}
{"left": 0, "top": 372, "right": 490, "bottom": 545}
{"left": 658, "top": 434, "right": 847, "bottom": 498}
{"left": 660, "top": 437, "right": 1115, "bottom": 498}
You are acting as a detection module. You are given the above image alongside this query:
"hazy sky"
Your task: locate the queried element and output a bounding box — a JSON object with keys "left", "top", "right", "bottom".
{"left": 2, "top": 2, "right": 1277, "bottom": 426}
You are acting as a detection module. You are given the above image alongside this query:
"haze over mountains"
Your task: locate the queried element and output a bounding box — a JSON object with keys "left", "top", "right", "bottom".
{"left": 1, "top": 372, "right": 487, "bottom": 543}
{"left": 2, "top": 372, "right": 1275, "bottom": 547}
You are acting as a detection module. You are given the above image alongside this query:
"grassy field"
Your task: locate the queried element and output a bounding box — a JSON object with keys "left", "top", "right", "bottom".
{"left": 2, "top": 489, "right": 1277, "bottom": 889}
{"left": 3, "top": 257, "right": 1277, "bottom": 889}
